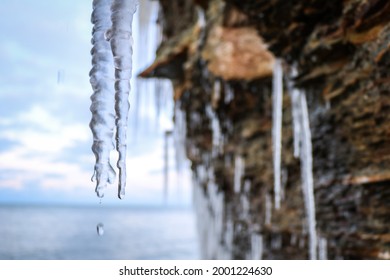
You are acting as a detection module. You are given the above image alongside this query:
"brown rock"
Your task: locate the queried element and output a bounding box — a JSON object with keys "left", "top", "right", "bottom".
{"left": 202, "top": 26, "right": 274, "bottom": 81}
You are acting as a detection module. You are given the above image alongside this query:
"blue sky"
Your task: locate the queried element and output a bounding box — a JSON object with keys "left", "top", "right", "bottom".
{"left": 0, "top": 0, "right": 192, "bottom": 207}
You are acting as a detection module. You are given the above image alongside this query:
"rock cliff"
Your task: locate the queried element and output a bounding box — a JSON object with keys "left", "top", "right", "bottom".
{"left": 141, "top": 0, "right": 390, "bottom": 259}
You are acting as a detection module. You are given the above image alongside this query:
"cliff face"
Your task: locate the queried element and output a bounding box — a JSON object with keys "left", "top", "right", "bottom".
{"left": 141, "top": 0, "right": 390, "bottom": 259}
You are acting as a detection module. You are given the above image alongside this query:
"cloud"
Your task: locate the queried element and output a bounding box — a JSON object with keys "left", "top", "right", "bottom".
{"left": 0, "top": 146, "right": 93, "bottom": 192}
{"left": 0, "top": 105, "right": 93, "bottom": 192}
{"left": 1, "top": 105, "right": 89, "bottom": 154}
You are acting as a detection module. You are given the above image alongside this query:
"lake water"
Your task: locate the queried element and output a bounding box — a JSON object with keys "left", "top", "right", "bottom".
{"left": 0, "top": 205, "right": 200, "bottom": 260}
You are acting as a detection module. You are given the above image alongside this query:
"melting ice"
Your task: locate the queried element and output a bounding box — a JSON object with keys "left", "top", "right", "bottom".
{"left": 89, "top": 0, "right": 138, "bottom": 199}
{"left": 90, "top": 0, "right": 117, "bottom": 198}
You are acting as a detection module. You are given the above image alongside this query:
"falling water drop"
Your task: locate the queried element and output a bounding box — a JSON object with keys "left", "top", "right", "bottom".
{"left": 96, "top": 223, "right": 104, "bottom": 236}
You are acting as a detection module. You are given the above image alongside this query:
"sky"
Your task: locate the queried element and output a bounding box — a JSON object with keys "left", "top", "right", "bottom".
{"left": 0, "top": 0, "right": 192, "bottom": 207}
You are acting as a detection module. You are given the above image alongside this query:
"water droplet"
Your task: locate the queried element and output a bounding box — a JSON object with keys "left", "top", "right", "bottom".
{"left": 96, "top": 189, "right": 104, "bottom": 198}
{"left": 96, "top": 223, "right": 104, "bottom": 236}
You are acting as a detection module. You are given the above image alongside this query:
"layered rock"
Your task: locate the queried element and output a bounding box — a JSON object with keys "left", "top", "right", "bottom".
{"left": 140, "top": 0, "right": 390, "bottom": 259}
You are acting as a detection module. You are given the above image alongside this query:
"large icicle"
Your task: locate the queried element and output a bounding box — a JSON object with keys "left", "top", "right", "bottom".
{"left": 272, "top": 59, "right": 283, "bottom": 209}
{"left": 108, "top": 0, "right": 138, "bottom": 199}
{"left": 299, "top": 92, "right": 317, "bottom": 260}
{"left": 89, "top": 0, "right": 116, "bottom": 198}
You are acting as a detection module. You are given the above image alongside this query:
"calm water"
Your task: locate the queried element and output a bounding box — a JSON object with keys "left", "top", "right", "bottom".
{"left": 0, "top": 205, "right": 199, "bottom": 260}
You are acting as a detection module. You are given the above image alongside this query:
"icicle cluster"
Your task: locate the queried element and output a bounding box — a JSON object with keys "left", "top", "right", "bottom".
{"left": 272, "top": 59, "right": 283, "bottom": 209}
{"left": 89, "top": 0, "right": 138, "bottom": 199}
{"left": 288, "top": 67, "right": 318, "bottom": 260}
{"left": 193, "top": 173, "right": 227, "bottom": 259}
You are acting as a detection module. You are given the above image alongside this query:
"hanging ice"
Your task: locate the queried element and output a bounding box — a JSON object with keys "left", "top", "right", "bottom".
{"left": 299, "top": 92, "right": 317, "bottom": 260}
{"left": 108, "top": 0, "right": 138, "bottom": 199}
{"left": 163, "top": 130, "right": 172, "bottom": 202}
{"left": 287, "top": 67, "right": 318, "bottom": 259}
{"left": 224, "top": 82, "right": 234, "bottom": 104}
{"left": 89, "top": 0, "right": 138, "bottom": 199}
{"left": 251, "top": 233, "right": 263, "bottom": 260}
{"left": 265, "top": 193, "right": 272, "bottom": 225}
{"left": 206, "top": 105, "right": 222, "bottom": 155}
{"left": 288, "top": 67, "right": 301, "bottom": 158}
{"left": 212, "top": 80, "right": 221, "bottom": 108}
{"left": 89, "top": 0, "right": 116, "bottom": 198}
{"left": 234, "top": 155, "right": 244, "bottom": 193}
{"left": 173, "top": 102, "right": 187, "bottom": 173}
{"left": 318, "top": 236, "right": 327, "bottom": 260}
{"left": 272, "top": 59, "right": 283, "bottom": 209}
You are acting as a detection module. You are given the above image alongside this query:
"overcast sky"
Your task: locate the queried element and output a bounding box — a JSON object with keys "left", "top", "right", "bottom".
{"left": 0, "top": 0, "right": 192, "bottom": 207}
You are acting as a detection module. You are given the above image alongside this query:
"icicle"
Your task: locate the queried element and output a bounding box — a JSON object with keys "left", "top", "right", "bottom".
{"left": 154, "top": 79, "right": 162, "bottom": 121}
{"left": 212, "top": 80, "right": 221, "bottom": 108}
{"left": 291, "top": 89, "right": 301, "bottom": 158}
{"left": 206, "top": 105, "right": 222, "bottom": 155}
{"left": 234, "top": 155, "right": 244, "bottom": 193}
{"left": 197, "top": 6, "right": 206, "bottom": 28}
{"left": 163, "top": 130, "right": 172, "bottom": 203}
{"left": 288, "top": 67, "right": 318, "bottom": 259}
{"left": 265, "top": 193, "right": 272, "bottom": 225}
{"left": 89, "top": 0, "right": 116, "bottom": 198}
{"left": 272, "top": 59, "right": 283, "bottom": 209}
{"left": 224, "top": 219, "right": 234, "bottom": 257}
{"left": 108, "top": 0, "right": 138, "bottom": 199}
{"left": 251, "top": 233, "right": 263, "bottom": 259}
{"left": 299, "top": 92, "right": 317, "bottom": 260}
{"left": 224, "top": 82, "right": 234, "bottom": 104}
{"left": 240, "top": 194, "right": 250, "bottom": 219}
{"left": 173, "top": 102, "right": 184, "bottom": 173}
{"left": 318, "top": 236, "right": 327, "bottom": 260}
{"left": 288, "top": 66, "right": 301, "bottom": 158}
